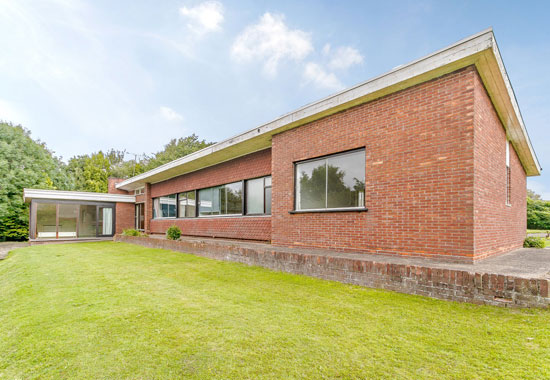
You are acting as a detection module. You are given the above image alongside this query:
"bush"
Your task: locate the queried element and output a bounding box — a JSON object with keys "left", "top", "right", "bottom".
{"left": 166, "top": 225, "right": 182, "bottom": 241}
{"left": 523, "top": 237, "right": 546, "bottom": 248}
{"left": 122, "top": 229, "right": 141, "bottom": 237}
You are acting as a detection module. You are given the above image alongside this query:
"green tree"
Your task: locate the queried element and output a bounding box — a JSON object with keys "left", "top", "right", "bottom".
{"left": 0, "top": 122, "right": 71, "bottom": 241}
{"left": 527, "top": 189, "right": 550, "bottom": 230}
{"left": 144, "top": 134, "right": 213, "bottom": 171}
{"left": 527, "top": 188, "right": 542, "bottom": 200}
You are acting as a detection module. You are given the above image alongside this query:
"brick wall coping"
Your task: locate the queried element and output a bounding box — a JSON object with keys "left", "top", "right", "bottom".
{"left": 115, "top": 235, "right": 550, "bottom": 308}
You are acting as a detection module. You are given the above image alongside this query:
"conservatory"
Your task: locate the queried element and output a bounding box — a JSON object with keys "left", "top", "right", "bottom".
{"left": 23, "top": 189, "right": 135, "bottom": 241}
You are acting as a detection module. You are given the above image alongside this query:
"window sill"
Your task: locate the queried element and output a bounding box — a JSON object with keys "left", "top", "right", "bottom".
{"left": 289, "top": 207, "right": 368, "bottom": 214}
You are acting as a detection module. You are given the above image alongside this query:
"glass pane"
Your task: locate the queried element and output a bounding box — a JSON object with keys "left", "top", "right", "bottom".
{"left": 98, "top": 207, "right": 113, "bottom": 235}
{"left": 224, "top": 182, "right": 242, "bottom": 215}
{"left": 296, "top": 159, "right": 327, "bottom": 210}
{"left": 199, "top": 187, "right": 221, "bottom": 216}
{"left": 179, "top": 191, "right": 196, "bottom": 217}
{"left": 185, "top": 191, "right": 196, "bottom": 217}
{"left": 36, "top": 203, "right": 57, "bottom": 239}
{"left": 265, "top": 186, "right": 272, "bottom": 215}
{"left": 79, "top": 205, "right": 97, "bottom": 238}
{"left": 327, "top": 151, "right": 365, "bottom": 208}
{"left": 58, "top": 204, "right": 78, "bottom": 238}
{"left": 153, "top": 198, "right": 159, "bottom": 218}
{"left": 264, "top": 176, "right": 272, "bottom": 186}
{"left": 246, "top": 178, "right": 264, "bottom": 214}
{"left": 159, "top": 195, "right": 176, "bottom": 218}
{"left": 178, "top": 192, "right": 188, "bottom": 217}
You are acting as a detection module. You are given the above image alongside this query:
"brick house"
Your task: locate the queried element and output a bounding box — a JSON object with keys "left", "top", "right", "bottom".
{"left": 24, "top": 29, "right": 540, "bottom": 262}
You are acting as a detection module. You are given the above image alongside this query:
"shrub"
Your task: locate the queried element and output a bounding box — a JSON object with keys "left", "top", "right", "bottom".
{"left": 122, "top": 229, "right": 141, "bottom": 237}
{"left": 166, "top": 225, "right": 182, "bottom": 240}
{"left": 523, "top": 237, "right": 546, "bottom": 248}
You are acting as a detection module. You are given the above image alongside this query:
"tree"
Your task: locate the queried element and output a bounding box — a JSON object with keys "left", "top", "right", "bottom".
{"left": 0, "top": 122, "right": 72, "bottom": 241}
{"left": 66, "top": 135, "right": 213, "bottom": 193}
{"left": 527, "top": 189, "right": 550, "bottom": 230}
{"left": 527, "top": 188, "right": 542, "bottom": 200}
{"left": 144, "top": 134, "right": 213, "bottom": 171}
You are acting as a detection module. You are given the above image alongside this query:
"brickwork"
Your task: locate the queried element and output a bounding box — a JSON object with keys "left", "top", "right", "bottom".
{"left": 150, "top": 217, "right": 271, "bottom": 241}
{"left": 473, "top": 72, "right": 527, "bottom": 259}
{"left": 272, "top": 67, "right": 477, "bottom": 260}
{"left": 115, "top": 203, "right": 134, "bottom": 234}
{"left": 115, "top": 235, "right": 550, "bottom": 308}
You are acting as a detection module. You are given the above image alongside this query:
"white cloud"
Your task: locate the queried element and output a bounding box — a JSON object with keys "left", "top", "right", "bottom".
{"left": 160, "top": 106, "right": 184, "bottom": 122}
{"left": 231, "top": 13, "right": 313, "bottom": 76}
{"left": 180, "top": 1, "right": 224, "bottom": 35}
{"left": 303, "top": 62, "right": 343, "bottom": 91}
{"left": 324, "top": 44, "right": 364, "bottom": 70}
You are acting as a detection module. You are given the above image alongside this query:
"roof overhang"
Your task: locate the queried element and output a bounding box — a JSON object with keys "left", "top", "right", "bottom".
{"left": 23, "top": 189, "right": 136, "bottom": 203}
{"left": 116, "top": 28, "right": 540, "bottom": 191}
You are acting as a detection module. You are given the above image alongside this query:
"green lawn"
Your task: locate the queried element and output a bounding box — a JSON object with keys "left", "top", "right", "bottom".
{"left": 527, "top": 229, "right": 549, "bottom": 234}
{"left": 1, "top": 243, "right": 549, "bottom": 379}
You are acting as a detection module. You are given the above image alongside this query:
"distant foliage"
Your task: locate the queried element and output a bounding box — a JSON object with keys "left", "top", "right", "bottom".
{"left": 0, "top": 122, "right": 72, "bottom": 241}
{"left": 66, "top": 134, "right": 213, "bottom": 193}
{"left": 144, "top": 134, "right": 213, "bottom": 171}
{"left": 166, "top": 225, "right": 182, "bottom": 241}
{"left": 523, "top": 237, "right": 546, "bottom": 248}
{"left": 527, "top": 190, "right": 550, "bottom": 230}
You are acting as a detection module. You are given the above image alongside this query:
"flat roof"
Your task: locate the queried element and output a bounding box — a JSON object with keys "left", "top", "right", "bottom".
{"left": 117, "top": 28, "right": 541, "bottom": 191}
{"left": 23, "top": 188, "right": 136, "bottom": 203}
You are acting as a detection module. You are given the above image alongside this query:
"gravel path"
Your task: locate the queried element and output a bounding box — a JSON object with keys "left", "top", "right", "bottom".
{"left": 0, "top": 242, "right": 29, "bottom": 260}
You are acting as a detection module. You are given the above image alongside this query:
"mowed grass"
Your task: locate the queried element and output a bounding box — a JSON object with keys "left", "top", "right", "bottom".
{"left": 1, "top": 243, "right": 550, "bottom": 379}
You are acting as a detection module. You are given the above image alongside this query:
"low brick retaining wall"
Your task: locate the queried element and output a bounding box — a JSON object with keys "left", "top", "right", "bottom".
{"left": 115, "top": 235, "right": 550, "bottom": 308}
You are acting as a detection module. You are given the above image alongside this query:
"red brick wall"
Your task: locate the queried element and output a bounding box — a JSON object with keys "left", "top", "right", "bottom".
{"left": 148, "top": 149, "right": 272, "bottom": 240}
{"left": 151, "top": 216, "right": 271, "bottom": 241}
{"left": 115, "top": 203, "right": 134, "bottom": 234}
{"left": 473, "top": 72, "right": 526, "bottom": 259}
{"left": 271, "top": 67, "right": 477, "bottom": 260}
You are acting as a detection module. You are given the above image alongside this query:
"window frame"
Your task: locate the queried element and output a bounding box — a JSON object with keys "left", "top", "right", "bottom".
{"left": 197, "top": 181, "right": 244, "bottom": 217}
{"left": 177, "top": 190, "right": 197, "bottom": 218}
{"left": 292, "top": 148, "right": 367, "bottom": 213}
{"left": 153, "top": 194, "right": 177, "bottom": 219}
{"left": 244, "top": 175, "right": 272, "bottom": 216}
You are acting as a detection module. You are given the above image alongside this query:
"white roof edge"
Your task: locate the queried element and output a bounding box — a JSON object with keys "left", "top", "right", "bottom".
{"left": 489, "top": 32, "right": 541, "bottom": 172}
{"left": 23, "top": 188, "right": 136, "bottom": 203}
{"left": 117, "top": 27, "right": 539, "bottom": 189}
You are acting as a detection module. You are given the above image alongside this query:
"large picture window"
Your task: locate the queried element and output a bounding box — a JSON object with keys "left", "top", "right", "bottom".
{"left": 246, "top": 176, "right": 272, "bottom": 215}
{"left": 295, "top": 149, "right": 365, "bottom": 211}
{"left": 198, "top": 182, "right": 243, "bottom": 216}
{"left": 153, "top": 194, "right": 177, "bottom": 218}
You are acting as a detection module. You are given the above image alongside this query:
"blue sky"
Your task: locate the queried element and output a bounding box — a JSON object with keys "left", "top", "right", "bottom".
{"left": 0, "top": 1, "right": 548, "bottom": 197}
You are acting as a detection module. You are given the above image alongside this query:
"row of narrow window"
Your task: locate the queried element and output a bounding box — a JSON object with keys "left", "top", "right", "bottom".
{"left": 153, "top": 176, "right": 271, "bottom": 218}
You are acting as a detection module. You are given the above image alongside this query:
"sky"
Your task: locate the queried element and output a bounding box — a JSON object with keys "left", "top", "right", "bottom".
{"left": 0, "top": 0, "right": 549, "bottom": 198}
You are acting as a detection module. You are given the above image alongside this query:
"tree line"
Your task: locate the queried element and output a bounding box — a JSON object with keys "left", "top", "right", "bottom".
{"left": 0, "top": 122, "right": 212, "bottom": 240}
